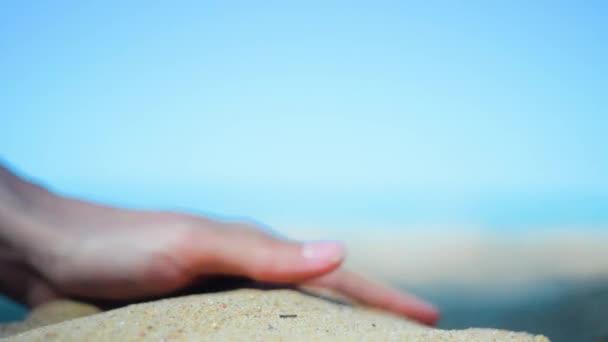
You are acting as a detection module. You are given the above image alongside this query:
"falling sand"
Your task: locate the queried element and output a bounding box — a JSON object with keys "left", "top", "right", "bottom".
{"left": 1, "top": 289, "right": 549, "bottom": 341}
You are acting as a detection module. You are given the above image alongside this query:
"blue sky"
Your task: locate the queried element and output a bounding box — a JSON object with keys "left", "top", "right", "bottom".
{"left": 1, "top": 1, "right": 607, "bottom": 228}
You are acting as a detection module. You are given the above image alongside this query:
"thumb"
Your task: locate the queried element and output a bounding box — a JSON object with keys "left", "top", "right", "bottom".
{"left": 192, "top": 225, "right": 345, "bottom": 283}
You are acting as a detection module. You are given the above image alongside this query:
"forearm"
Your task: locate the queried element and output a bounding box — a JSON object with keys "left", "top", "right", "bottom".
{"left": 0, "top": 164, "right": 57, "bottom": 262}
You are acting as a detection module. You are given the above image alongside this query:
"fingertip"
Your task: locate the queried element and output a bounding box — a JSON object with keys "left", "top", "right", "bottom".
{"left": 418, "top": 306, "right": 441, "bottom": 326}
{"left": 429, "top": 309, "right": 441, "bottom": 326}
{"left": 397, "top": 298, "right": 441, "bottom": 326}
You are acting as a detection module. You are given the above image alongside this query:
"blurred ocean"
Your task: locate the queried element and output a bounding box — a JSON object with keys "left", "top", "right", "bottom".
{"left": 418, "top": 279, "right": 608, "bottom": 342}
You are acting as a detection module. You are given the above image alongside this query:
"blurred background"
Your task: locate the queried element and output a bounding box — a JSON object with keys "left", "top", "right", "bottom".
{"left": 1, "top": 1, "right": 607, "bottom": 341}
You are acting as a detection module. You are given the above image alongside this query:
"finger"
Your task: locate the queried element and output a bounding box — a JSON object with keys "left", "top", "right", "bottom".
{"left": 189, "top": 224, "right": 345, "bottom": 283}
{"left": 305, "top": 269, "right": 440, "bottom": 326}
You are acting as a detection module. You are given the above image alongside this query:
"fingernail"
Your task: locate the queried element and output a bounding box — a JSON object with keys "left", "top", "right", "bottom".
{"left": 301, "top": 241, "right": 345, "bottom": 263}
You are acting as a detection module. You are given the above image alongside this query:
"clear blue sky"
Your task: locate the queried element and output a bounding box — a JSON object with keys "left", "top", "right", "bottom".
{"left": 2, "top": 1, "right": 607, "bottom": 229}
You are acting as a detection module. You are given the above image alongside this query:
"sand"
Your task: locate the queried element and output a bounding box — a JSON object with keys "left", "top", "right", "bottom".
{"left": 1, "top": 289, "right": 548, "bottom": 341}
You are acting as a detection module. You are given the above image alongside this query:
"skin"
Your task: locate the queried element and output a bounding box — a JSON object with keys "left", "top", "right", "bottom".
{"left": 0, "top": 163, "right": 439, "bottom": 325}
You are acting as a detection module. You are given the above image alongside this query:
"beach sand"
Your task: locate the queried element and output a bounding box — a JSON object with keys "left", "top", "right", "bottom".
{"left": 1, "top": 288, "right": 548, "bottom": 341}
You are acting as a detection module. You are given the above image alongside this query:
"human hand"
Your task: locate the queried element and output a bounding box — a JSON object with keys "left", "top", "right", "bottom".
{"left": 2, "top": 195, "right": 439, "bottom": 325}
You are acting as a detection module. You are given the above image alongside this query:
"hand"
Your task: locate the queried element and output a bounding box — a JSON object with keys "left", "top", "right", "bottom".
{"left": 2, "top": 195, "right": 439, "bottom": 325}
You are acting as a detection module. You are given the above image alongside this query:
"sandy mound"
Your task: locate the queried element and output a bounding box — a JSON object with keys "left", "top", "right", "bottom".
{"left": 1, "top": 289, "right": 549, "bottom": 341}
